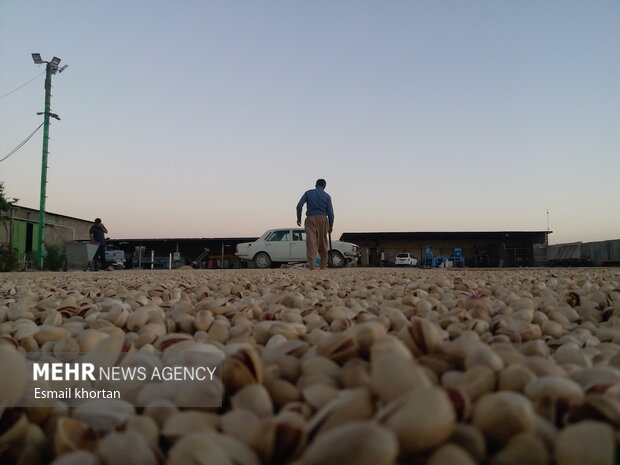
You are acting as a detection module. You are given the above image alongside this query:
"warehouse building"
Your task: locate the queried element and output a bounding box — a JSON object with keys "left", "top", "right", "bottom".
{"left": 339, "top": 231, "right": 551, "bottom": 267}
{"left": 0, "top": 207, "right": 568, "bottom": 269}
{"left": 0, "top": 205, "right": 91, "bottom": 267}
{"left": 107, "top": 237, "right": 257, "bottom": 269}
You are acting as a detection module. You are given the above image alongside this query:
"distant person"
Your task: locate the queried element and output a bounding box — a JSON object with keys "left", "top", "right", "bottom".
{"left": 296, "top": 178, "right": 334, "bottom": 270}
{"left": 89, "top": 218, "right": 108, "bottom": 270}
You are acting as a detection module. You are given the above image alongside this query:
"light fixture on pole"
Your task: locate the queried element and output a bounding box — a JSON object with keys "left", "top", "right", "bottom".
{"left": 31, "top": 52, "right": 68, "bottom": 268}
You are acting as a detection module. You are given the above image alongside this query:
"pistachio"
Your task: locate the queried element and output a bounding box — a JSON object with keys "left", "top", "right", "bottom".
{"left": 223, "top": 343, "right": 263, "bottom": 391}
{"left": 473, "top": 391, "right": 536, "bottom": 446}
{"left": 448, "top": 423, "right": 487, "bottom": 464}
{"left": 554, "top": 420, "right": 616, "bottom": 465}
{"left": 316, "top": 332, "right": 359, "bottom": 364}
{"left": 427, "top": 443, "right": 477, "bottom": 465}
{"left": 96, "top": 431, "right": 158, "bottom": 465}
{"left": 0, "top": 408, "right": 29, "bottom": 447}
{"left": 72, "top": 399, "right": 135, "bottom": 434}
{"left": 399, "top": 316, "right": 445, "bottom": 356}
{"left": 524, "top": 376, "right": 584, "bottom": 424}
{"left": 231, "top": 383, "right": 274, "bottom": 418}
{"left": 255, "top": 412, "right": 307, "bottom": 464}
{"left": 298, "top": 421, "right": 398, "bottom": 465}
{"left": 498, "top": 364, "right": 538, "bottom": 393}
{"left": 0, "top": 347, "right": 27, "bottom": 407}
{"left": 167, "top": 432, "right": 258, "bottom": 465}
{"left": 54, "top": 417, "right": 97, "bottom": 455}
{"left": 50, "top": 451, "right": 101, "bottom": 465}
{"left": 490, "top": 432, "right": 550, "bottom": 465}
{"left": 162, "top": 411, "right": 219, "bottom": 442}
{"left": 307, "top": 388, "right": 374, "bottom": 438}
{"left": 377, "top": 386, "right": 456, "bottom": 454}
{"left": 220, "top": 409, "right": 261, "bottom": 448}
{"left": 371, "top": 353, "right": 432, "bottom": 403}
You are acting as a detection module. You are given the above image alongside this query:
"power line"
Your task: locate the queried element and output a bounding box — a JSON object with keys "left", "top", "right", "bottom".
{"left": 0, "top": 72, "right": 45, "bottom": 101}
{"left": 0, "top": 122, "right": 44, "bottom": 164}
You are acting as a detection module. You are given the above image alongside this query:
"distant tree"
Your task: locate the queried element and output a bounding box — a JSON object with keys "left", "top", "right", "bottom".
{"left": 0, "top": 182, "right": 11, "bottom": 244}
{"left": 0, "top": 182, "right": 20, "bottom": 270}
{"left": 0, "top": 182, "right": 19, "bottom": 242}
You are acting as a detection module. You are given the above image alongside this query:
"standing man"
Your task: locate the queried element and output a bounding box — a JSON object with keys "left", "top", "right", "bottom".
{"left": 89, "top": 218, "right": 108, "bottom": 270}
{"left": 296, "top": 178, "right": 334, "bottom": 270}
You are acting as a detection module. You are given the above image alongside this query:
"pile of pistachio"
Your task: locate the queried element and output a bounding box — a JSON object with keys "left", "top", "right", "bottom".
{"left": 1, "top": 267, "right": 619, "bottom": 465}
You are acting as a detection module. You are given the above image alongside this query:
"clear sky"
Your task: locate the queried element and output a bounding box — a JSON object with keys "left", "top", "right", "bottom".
{"left": 1, "top": 1, "right": 618, "bottom": 244}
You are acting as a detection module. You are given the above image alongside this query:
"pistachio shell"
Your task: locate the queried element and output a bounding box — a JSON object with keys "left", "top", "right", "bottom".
{"left": 307, "top": 388, "right": 374, "bottom": 438}
{"left": 167, "top": 432, "right": 256, "bottom": 465}
{"left": 162, "top": 411, "right": 219, "bottom": 442}
{"left": 473, "top": 391, "right": 536, "bottom": 446}
{"left": 50, "top": 451, "right": 100, "bottom": 465}
{"left": 299, "top": 421, "right": 398, "bottom": 465}
{"left": 370, "top": 353, "right": 432, "bottom": 403}
{"left": 554, "top": 420, "right": 615, "bottom": 465}
{"left": 427, "top": 443, "right": 477, "bottom": 465}
{"left": 54, "top": 417, "right": 97, "bottom": 456}
{"left": 0, "top": 409, "right": 29, "bottom": 446}
{"left": 96, "top": 431, "right": 158, "bottom": 465}
{"left": 72, "top": 399, "right": 135, "bottom": 434}
{"left": 0, "top": 347, "right": 27, "bottom": 407}
{"left": 490, "top": 432, "right": 550, "bottom": 465}
{"left": 223, "top": 343, "right": 263, "bottom": 391}
{"left": 231, "top": 383, "right": 273, "bottom": 418}
{"left": 524, "top": 376, "right": 584, "bottom": 423}
{"left": 378, "top": 386, "right": 456, "bottom": 454}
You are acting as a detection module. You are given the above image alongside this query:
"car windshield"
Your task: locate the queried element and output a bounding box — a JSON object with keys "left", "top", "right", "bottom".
{"left": 397, "top": 253, "right": 409, "bottom": 258}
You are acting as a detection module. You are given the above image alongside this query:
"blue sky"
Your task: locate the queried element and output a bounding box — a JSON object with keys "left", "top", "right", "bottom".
{"left": 1, "top": 1, "right": 618, "bottom": 244}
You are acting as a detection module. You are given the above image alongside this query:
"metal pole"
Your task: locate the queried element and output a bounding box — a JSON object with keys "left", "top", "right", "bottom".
{"left": 37, "top": 63, "right": 53, "bottom": 268}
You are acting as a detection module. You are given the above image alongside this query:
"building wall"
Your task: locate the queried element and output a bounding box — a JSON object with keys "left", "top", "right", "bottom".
{"left": 346, "top": 232, "right": 548, "bottom": 267}
{"left": 106, "top": 237, "right": 257, "bottom": 269}
{"left": 582, "top": 240, "right": 620, "bottom": 265}
{"left": 544, "top": 239, "right": 620, "bottom": 266}
{"left": 358, "top": 239, "right": 505, "bottom": 267}
{"left": 0, "top": 206, "right": 91, "bottom": 260}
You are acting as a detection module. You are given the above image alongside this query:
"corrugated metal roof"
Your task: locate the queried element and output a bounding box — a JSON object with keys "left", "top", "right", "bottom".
{"left": 340, "top": 231, "right": 551, "bottom": 240}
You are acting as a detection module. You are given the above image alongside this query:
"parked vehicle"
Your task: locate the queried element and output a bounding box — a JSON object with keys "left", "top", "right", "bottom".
{"left": 104, "top": 249, "right": 126, "bottom": 269}
{"left": 394, "top": 252, "right": 418, "bottom": 267}
{"left": 236, "top": 228, "right": 360, "bottom": 268}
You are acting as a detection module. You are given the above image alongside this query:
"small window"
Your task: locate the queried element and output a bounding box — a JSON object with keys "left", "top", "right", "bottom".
{"left": 268, "top": 230, "right": 291, "bottom": 242}
{"left": 292, "top": 231, "right": 306, "bottom": 241}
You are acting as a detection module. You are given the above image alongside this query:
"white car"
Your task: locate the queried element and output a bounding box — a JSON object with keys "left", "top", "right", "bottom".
{"left": 394, "top": 253, "right": 418, "bottom": 267}
{"left": 236, "top": 228, "right": 360, "bottom": 268}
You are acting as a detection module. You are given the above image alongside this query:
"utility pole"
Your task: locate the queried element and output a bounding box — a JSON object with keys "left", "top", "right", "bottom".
{"left": 37, "top": 62, "right": 52, "bottom": 269}
{"left": 32, "top": 53, "right": 67, "bottom": 268}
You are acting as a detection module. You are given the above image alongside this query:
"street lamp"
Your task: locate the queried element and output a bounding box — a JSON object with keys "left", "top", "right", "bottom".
{"left": 31, "top": 53, "right": 68, "bottom": 268}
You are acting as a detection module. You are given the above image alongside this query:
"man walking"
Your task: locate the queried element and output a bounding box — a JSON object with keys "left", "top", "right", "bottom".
{"left": 89, "top": 218, "right": 108, "bottom": 270}
{"left": 296, "top": 179, "right": 334, "bottom": 270}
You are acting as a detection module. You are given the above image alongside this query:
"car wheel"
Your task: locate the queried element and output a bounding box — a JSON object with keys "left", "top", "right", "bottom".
{"left": 253, "top": 252, "right": 272, "bottom": 269}
{"left": 329, "top": 250, "right": 345, "bottom": 267}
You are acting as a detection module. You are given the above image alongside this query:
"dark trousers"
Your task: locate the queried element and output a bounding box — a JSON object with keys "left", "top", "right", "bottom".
{"left": 94, "top": 242, "right": 106, "bottom": 270}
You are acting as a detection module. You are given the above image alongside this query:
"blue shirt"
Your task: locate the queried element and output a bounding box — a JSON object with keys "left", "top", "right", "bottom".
{"left": 296, "top": 187, "right": 334, "bottom": 227}
{"left": 90, "top": 224, "right": 106, "bottom": 243}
